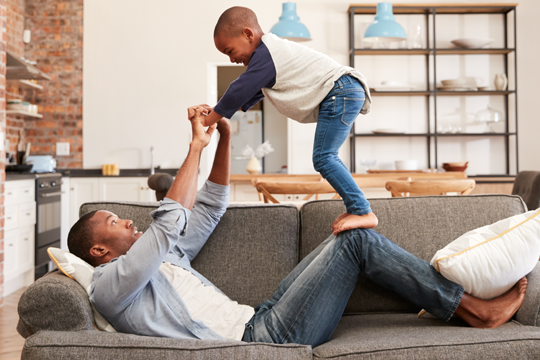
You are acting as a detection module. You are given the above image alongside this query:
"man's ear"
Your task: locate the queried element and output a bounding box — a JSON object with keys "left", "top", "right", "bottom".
{"left": 90, "top": 244, "right": 109, "bottom": 260}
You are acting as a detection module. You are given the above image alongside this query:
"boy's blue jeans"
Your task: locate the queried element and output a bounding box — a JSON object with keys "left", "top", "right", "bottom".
{"left": 242, "top": 228, "right": 464, "bottom": 348}
{"left": 312, "top": 74, "right": 371, "bottom": 215}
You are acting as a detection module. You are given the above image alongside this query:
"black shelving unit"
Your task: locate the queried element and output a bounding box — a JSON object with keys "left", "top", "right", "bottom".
{"left": 348, "top": 4, "right": 518, "bottom": 176}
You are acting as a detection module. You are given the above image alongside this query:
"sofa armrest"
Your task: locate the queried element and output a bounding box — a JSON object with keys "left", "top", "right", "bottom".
{"left": 21, "top": 330, "right": 313, "bottom": 360}
{"left": 18, "top": 271, "right": 95, "bottom": 338}
{"left": 515, "top": 263, "right": 540, "bottom": 326}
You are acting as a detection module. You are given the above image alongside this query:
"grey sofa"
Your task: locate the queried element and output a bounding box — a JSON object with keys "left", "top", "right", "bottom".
{"left": 17, "top": 195, "right": 540, "bottom": 359}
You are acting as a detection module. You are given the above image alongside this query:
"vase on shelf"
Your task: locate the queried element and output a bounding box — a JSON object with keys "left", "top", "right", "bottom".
{"left": 246, "top": 157, "right": 262, "bottom": 174}
{"left": 494, "top": 74, "right": 507, "bottom": 91}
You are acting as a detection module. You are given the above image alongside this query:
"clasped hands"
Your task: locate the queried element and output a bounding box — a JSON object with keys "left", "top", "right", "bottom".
{"left": 187, "top": 104, "right": 230, "bottom": 148}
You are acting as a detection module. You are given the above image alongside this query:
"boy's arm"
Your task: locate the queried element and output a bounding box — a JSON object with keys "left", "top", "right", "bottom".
{"left": 189, "top": 43, "right": 276, "bottom": 126}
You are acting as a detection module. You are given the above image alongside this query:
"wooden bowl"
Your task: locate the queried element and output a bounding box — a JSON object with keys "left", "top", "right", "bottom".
{"left": 442, "top": 162, "right": 468, "bottom": 172}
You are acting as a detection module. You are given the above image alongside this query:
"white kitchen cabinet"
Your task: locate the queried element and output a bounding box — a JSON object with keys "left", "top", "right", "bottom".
{"left": 4, "top": 179, "right": 36, "bottom": 297}
{"left": 69, "top": 177, "right": 156, "bottom": 227}
{"left": 69, "top": 177, "right": 100, "bottom": 227}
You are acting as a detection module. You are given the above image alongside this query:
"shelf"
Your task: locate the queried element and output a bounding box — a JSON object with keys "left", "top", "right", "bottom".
{"left": 6, "top": 52, "right": 51, "bottom": 81}
{"left": 17, "top": 80, "right": 43, "bottom": 90}
{"left": 349, "top": 4, "right": 517, "bottom": 15}
{"left": 354, "top": 49, "right": 514, "bottom": 56}
{"left": 370, "top": 91, "right": 514, "bottom": 97}
{"left": 435, "top": 90, "right": 514, "bottom": 96}
{"left": 436, "top": 48, "right": 515, "bottom": 55}
{"left": 371, "top": 91, "right": 430, "bottom": 96}
{"left": 353, "top": 133, "right": 516, "bottom": 137}
{"left": 6, "top": 110, "right": 43, "bottom": 118}
{"left": 354, "top": 49, "right": 430, "bottom": 56}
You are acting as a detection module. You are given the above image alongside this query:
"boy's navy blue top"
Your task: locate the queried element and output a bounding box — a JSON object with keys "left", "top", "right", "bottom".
{"left": 214, "top": 41, "right": 276, "bottom": 119}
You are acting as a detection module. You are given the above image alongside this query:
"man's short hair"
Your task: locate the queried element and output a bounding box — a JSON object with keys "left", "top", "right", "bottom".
{"left": 67, "top": 210, "right": 100, "bottom": 266}
{"left": 214, "top": 6, "right": 262, "bottom": 38}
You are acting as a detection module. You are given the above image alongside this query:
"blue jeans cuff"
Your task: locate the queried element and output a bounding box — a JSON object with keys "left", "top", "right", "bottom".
{"left": 444, "top": 286, "right": 465, "bottom": 322}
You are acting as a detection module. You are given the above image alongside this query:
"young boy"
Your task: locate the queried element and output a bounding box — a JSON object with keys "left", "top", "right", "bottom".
{"left": 190, "top": 6, "right": 377, "bottom": 234}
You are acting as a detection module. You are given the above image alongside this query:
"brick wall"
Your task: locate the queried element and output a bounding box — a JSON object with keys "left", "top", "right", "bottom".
{"left": 0, "top": 0, "right": 7, "bottom": 308}
{"left": 23, "top": 0, "right": 83, "bottom": 168}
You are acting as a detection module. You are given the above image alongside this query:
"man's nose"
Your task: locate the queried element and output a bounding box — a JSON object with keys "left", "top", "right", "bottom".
{"left": 125, "top": 220, "right": 133, "bottom": 228}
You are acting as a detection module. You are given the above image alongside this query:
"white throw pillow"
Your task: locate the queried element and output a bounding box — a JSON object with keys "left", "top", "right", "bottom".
{"left": 48, "top": 247, "right": 116, "bottom": 332}
{"left": 431, "top": 209, "right": 540, "bottom": 300}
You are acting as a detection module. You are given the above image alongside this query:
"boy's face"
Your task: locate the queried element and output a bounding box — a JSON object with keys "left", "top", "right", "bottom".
{"left": 214, "top": 29, "right": 258, "bottom": 66}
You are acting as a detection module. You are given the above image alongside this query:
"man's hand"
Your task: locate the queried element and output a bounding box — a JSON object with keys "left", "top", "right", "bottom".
{"left": 216, "top": 117, "right": 231, "bottom": 135}
{"left": 190, "top": 107, "right": 217, "bottom": 148}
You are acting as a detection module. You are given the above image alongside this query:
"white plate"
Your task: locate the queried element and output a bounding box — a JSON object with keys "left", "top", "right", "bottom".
{"left": 451, "top": 38, "right": 494, "bottom": 49}
{"left": 372, "top": 128, "right": 406, "bottom": 134}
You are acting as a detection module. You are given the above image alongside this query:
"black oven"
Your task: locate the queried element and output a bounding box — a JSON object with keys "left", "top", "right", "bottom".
{"left": 35, "top": 174, "right": 62, "bottom": 279}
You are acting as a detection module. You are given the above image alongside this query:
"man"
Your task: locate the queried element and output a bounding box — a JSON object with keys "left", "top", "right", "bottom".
{"left": 68, "top": 107, "right": 527, "bottom": 348}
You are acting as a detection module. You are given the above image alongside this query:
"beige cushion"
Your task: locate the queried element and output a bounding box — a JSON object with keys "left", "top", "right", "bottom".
{"left": 431, "top": 209, "right": 540, "bottom": 299}
{"left": 48, "top": 247, "right": 116, "bottom": 332}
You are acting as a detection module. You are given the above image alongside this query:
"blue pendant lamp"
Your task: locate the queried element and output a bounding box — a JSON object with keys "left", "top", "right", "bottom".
{"left": 364, "top": 3, "right": 406, "bottom": 43}
{"left": 270, "top": 2, "right": 311, "bottom": 42}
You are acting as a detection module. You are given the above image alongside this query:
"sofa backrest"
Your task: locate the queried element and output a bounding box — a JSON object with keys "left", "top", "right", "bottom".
{"left": 79, "top": 202, "right": 300, "bottom": 308}
{"left": 300, "top": 194, "right": 528, "bottom": 314}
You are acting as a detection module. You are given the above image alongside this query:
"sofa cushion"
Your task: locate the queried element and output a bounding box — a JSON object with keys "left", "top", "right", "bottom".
{"left": 432, "top": 208, "right": 540, "bottom": 299}
{"left": 80, "top": 202, "right": 300, "bottom": 308}
{"left": 299, "top": 195, "right": 527, "bottom": 314}
{"left": 17, "top": 271, "right": 95, "bottom": 338}
{"left": 313, "top": 314, "right": 540, "bottom": 359}
{"left": 21, "top": 330, "right": 312, "bottom": 360}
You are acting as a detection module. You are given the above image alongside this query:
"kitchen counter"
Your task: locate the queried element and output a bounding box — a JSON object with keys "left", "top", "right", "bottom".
{"left": 6, "top": 173, "right": 39, "bottom": 181}
{"left": 58, "top": 168, "right": 178, "bottom": 177}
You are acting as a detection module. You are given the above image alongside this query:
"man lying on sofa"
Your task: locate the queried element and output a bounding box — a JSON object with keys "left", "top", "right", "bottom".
{"left": 67, "top": 106, "right": 527, "bottom": 348}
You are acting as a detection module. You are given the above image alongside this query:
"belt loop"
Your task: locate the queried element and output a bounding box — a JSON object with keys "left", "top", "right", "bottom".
{"left": 337, "top": 76, "right": 344, "bottom": 89}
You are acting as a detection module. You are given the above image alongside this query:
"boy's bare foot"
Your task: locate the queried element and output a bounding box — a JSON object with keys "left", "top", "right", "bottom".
{"left": 332, "top": 212, "right": 378, "bottom": 235}
{"left": 455, "top": 277, "right": 527, "bottom": 329}
{"left": 332, "top": 212, "right": 350, "bottom": 233}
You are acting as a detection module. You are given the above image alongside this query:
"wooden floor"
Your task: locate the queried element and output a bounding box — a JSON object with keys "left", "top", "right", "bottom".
{"left": 0, "top": 288, "right": 26, "bottom": 360}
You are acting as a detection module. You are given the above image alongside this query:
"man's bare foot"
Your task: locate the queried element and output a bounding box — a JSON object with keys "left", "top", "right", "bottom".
{"left": 333, "top": 212, "right": 378, "bottom": 235}
{"left": 332, "top": 212, "right": 350, "bottom": 233}
{"left": 455, "top": 277, "right": 528, "bottom": 329}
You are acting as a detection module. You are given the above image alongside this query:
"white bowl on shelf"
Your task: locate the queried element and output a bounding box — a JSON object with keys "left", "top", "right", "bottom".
{"left": 451, "top": 38, "right": 494, "bottom": 49}
{"left": 395, "top": 160, "right": 418, "bottom": 171}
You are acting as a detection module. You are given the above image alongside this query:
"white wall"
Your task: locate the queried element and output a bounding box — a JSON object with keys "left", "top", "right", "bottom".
{"left": 84, "top": 0, "right": 540, "bottom": 174}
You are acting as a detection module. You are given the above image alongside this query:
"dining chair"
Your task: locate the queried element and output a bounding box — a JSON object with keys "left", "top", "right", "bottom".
{"left": 385, "top": 179, "right": 476, "bottom": 197}
{"left": 512, "top": 171, "right": 540, "bottom": 210}
{"left": 252, "top": 179, "right": 339, "bottom": 204}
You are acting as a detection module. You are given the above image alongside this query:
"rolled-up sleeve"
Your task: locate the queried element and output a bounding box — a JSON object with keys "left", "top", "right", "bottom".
{"left": 91, "top": 199, "right": 190, "bottom": 315}
{"left": 173, "top": 180, "right": 230, "bottom": 261}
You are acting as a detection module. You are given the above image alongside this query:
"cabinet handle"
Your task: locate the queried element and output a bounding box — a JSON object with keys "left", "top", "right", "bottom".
{"left": 8, "top": 243, "right": 13, "bottom": 247}
{"left": 24, "top": 190, "right": 29, "bottom": 193}
{"left": 24, "top": 238, "right": 29, "bottom": 241}
{"left": 141, "top": 187, "right": 144, "bottom": 190}
{"left": 7, "top": 192, "right": 12, "bottom": 195}
{"left": 26, "top": 213, "right": 31, "bottom": 216}
{"left": 7, "top": 217, "right": 11, "bottom": 220}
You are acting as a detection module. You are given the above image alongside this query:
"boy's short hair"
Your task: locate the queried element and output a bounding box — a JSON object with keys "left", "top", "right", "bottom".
{"left": 214, "top": 6, "right": 262, "bottom": 38}
{"left": 67, "top": 210, "right": 100, "bottom": 266}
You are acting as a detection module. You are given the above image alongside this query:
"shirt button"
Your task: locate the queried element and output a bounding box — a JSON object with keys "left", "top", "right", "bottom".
{"left": 332, "top": 96, "right": 336, "bottom": 100}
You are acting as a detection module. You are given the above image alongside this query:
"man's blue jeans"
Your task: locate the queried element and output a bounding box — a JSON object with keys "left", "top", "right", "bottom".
{"left": 242, "top": 229, "right": 465, "bottom": 348}
{"left": 313, "top": 74, "right": 371, "bottom": 215}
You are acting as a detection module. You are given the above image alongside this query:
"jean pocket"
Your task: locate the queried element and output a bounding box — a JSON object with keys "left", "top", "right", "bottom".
{"left": 319, "top": 95, "right": 336, "bottom": 117}
{"left": 340, "top": 97, "right": 365, "bottom": 126}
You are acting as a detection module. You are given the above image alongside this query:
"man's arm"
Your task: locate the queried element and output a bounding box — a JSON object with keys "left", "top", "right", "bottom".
{"left": 166, "top": 107, "right": 217, "bottom": 210}
{"left": 172, "top": 117, "right": 232, "bottom": 261}
{"left": 208, "top": 118, "right": 231, "bottom": 186}
{"left": 91, "top": 107, "right": 216, "bottom": 313}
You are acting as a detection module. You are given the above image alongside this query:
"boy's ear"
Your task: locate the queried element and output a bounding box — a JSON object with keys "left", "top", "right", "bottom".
{"left": 242, "top": 27, "right": 255, "bottom": 41}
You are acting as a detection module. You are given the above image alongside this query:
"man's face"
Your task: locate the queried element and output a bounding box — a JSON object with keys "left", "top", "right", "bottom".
{"left": 214, "top": 30, "right": 257, "bottom": 66}
{"left": 92, "top": 210, "right": 143, "bottom": 259}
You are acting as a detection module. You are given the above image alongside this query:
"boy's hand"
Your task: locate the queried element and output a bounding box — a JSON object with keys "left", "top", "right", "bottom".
{"left": 188, "top": 104, "right": 213, "bottom": 120}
